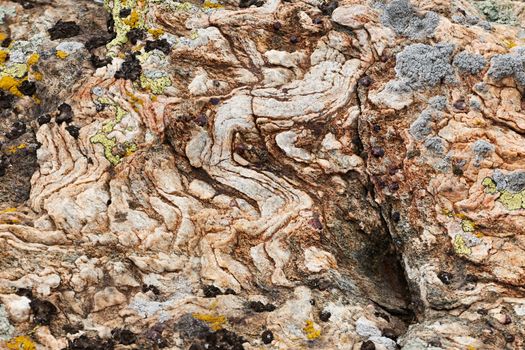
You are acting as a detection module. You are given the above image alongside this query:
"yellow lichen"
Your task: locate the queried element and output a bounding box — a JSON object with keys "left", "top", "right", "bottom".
{"left": 0, "top": 50, "right": 8, "bottom": 64}
{"left": 482, "top": 177, "right": 525, "bottom": 210}
{"left": 203, "top": 0, "right": 224, "bottom": 9}
{"left": 26, "top": 53, "right": 39, "bottom": 66}
{"left": 0, "top": 207, "right": 17, "bottom": 214}
{"left": 6, "top": 144, "right": 27, "bottom": 154}
{"left": 5, "top": 336, "right": 36, "bottom": 350}
{"left": 0, "top": 76, "right": 22, "bottom": 96}
{"left": 453, "top": 235, "right": 471, "bottom": 255}
{"left": 192, "top": 313, "right": 226, "bottom": 331}
{"left": 303, "top": 320, "right": 321, "bottom": 340}
{"left": 0, "top": 33, "right": 6, "bottom": 41}
{"left": 139, "top": 74, "right": 171, "bottom": 94}
{"left": 123, "top": 9, "right": 140, "bottom": 27}
{"left": 56, "top": 50, "right": 69, "bottom": 59}
{"left": 148, "top": 28, "right": 165, "bottom": 38}
{"left": 31, "top": 71, "right": 43, "bottom": 81}
{"left": 461, "top": 219, "right": 476, "bottom": 232}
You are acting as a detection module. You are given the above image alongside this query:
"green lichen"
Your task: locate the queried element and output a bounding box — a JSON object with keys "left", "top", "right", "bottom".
{"left": 90, "top": 98, "right": 137, "bottom": 165}
{"left": 104, "top": 0, "right": 149, "bottom": 55}
{"left": 482, "top": 177, "right": 525, "bottom": 210}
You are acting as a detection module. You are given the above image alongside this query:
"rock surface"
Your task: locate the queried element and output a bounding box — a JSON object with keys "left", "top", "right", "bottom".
{"left": 0, "top": 0, "right": 525, "bottom": 348}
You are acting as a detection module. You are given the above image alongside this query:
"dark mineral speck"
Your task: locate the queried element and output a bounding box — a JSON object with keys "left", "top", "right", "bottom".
{"left": 126, "top": 28, "right": 145, "bottom": 45}
{"left": 0, "top": 91, "right": 14, "bottom": 109}
{"left": 1, "top": 37, "right": 12, "bottom": 48}
{"left": 504, "top": 333, "right": 515, "bottom": 343}
{"left": 392, "top": 211, "right": 401, "bottom": 222}
{"left": 66, "top": 334, "right": 115, "bottom": 350}
{"left": 119, "top": 8, "right": 132, "bottom": 18}
{"left": 382, "top": 328, "right": 397, "bottom": 340}
{"left": 239, "top": 0, "right": 261, "bottom": 8}
{"left": 56, "top": 103, "right": 73, "bottom": 124}
{"left": 248, "top": 301, "right": 276, "bottom": 312}
{"left": 453, "top": 99, "right": 467, "bottom": 110}
{"left": 90, "top": 54, "right": 112, "bottom": 69}
{"left": 111, "top": 328, "right": 136, "bottom": 345}
{"left": 290, "top": 35, "right": 299, "bottom": 44}
{"left": 29, "top": 299, "right": 57, "bottom": 325}
{"left": 114, "top": 54, "right": 142, "bottom": 81}
{"left": 319, "top": 311, "right": 331, "bottom": 322}
{"left": 359, "top": 75, "right": 373, "bottom": 87}
{"left": 142, "top": 284, "right": 160, "bottom": 295}
{"left": 272, "top": 21, "right": 282, "bottom": 31}
{"left": 261, "top": 330, "right": 273, "bottom": 344}
{"left": 37, "top": 114, "right": 52, "bottom": 125}
{"left": 360, "top": 340, "right": 375, "bottom": 350}
{"left": 85, "top": 36, "right": 111, "bottom": 51}
{"left": 203, "top": 284, "right": 222, "bottom": 298}
{"left": 48, "top": 20, "right": 81, "bottom": 40}
{"left": 6, "top": 121, "right": 26, "bottom": 140}
{"left": 313, "top": 17, "right": 322, "bottom": 25}
{"left": 65, "top": 125, "right": 80, "bottom": 139}
{"left": 437, "top": 271, "right": 453, "bottom": 285}
{"left": 63, "top": 323, "right": 83, "bottom": 334}
{"left": 210, "top": 97, "right": 220, "bottom": 105}
{"left": 319, "top": 0, "right": 338, "bottom": 16}
{"left": 195, "top": 114, "right": 207, "bottom": 127}
{"left": 389, "top": 182, "right": 399, "bottom": 192}
{"left": 18, "top": 80, "right": 36, "bottom": 96}
{"left": 371, "top": 147, "right": 385, "bottom": 157}
{"left": 145, "top": 39, "right": 171, "bottom": 55}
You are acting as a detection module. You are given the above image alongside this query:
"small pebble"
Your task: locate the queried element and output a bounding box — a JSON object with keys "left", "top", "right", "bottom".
{"left": 290, "top": 35, "right": 299, "bottom": 44}
{"left": 272, "top": 21, "right": 282, "bottom": 31}
{"left": 210, "top": 97, "right": 220, "bottom": 105}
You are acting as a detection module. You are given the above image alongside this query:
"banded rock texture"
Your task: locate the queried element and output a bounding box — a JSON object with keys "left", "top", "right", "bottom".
{"left": 0, "top": 0, "right": 525, "bottom": 349}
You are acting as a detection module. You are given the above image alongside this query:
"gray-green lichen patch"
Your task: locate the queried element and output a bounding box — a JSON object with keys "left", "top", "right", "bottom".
{"left": 488, "top": 47, "right": 525, "bottom": 86}
{"left": 472, "top": 0, "right": 517, "bottom": 25}
{"left": 453, "top": 51, "right": 486, "bottom": 75}
{"left": 0, "top": 5, "right": 16, "bottom": 25}
{"left": 395, "top": 43, "right": 455, "bottom": 90}
{"left": 483, "top": 171, "right": 525, "bottom": 210}
{"left": 380, "top": 0, "right": 439, "bottom": 39}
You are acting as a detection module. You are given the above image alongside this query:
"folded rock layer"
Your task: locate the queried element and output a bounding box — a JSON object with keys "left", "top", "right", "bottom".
{"left": 0, "top": 0, "right": 524, "bottom": 348}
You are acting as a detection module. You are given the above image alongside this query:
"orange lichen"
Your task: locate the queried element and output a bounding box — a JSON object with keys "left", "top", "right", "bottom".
{"left": 5, "top": 336, "right": 36, "bottom": 350}
{"left": 303, "top": 320, "right": 321, "bottom": 340}
{"left": 192, "top": 313, "right": 226, "bottom": 331}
